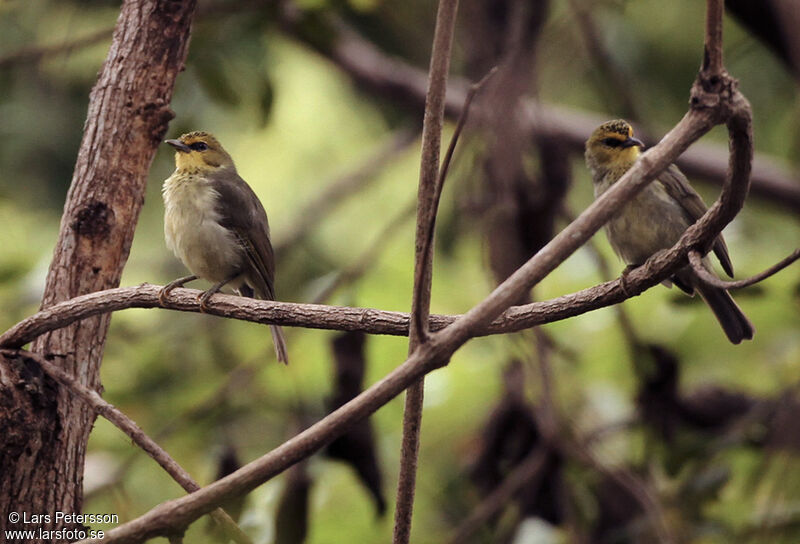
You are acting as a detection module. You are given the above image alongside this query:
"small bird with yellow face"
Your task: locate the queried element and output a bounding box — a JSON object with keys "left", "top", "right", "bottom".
{"left": 585, "top": 120, "right": 754, "bottom": 344}
{"left": 160, "top": 131, "right": 289, "bottom": 363}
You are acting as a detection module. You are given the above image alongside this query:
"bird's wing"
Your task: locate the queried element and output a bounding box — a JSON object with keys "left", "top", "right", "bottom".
{"left": 210, "top": 170, "right": 276, "bottom": 299}
{"left": 660, "top": 164, "right": 734, "bottom": 277}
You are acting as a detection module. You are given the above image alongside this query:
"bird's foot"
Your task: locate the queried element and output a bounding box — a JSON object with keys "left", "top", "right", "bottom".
{"left": 198, "top": 290, "right": 215, "bottom": 313}
{"left": 619, "top": 265, "right": 638, "bottom": 297}
{"left": 159, "top": 275, "right": 197, "bottom": 305}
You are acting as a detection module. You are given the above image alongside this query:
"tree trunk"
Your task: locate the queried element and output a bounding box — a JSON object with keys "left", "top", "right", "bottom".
{"left": 0, "top": 0, "right": 196, "bottom": 540}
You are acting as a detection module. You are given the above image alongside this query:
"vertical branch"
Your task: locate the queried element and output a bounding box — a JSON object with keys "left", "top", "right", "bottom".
{"left": 704, "top": 0, "right": 725, "bottom": 74}
{"left": 394, "top": 0, "right": 460, "bottom": 542}
{"left": 0, "top": 0, "right": 197, "bottom": 537}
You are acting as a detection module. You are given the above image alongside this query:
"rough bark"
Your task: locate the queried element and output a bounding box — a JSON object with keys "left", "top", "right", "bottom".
{"left": 0, "top": 0, "right": 196, "bottom": 539}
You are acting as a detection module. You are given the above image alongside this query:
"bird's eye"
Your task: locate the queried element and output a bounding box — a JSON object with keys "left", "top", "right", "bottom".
{"left": 189, "top": 141, "right": 208, "bottom": 151}
{"left": 602, "top": 137, "right": 622, "bottom": 148}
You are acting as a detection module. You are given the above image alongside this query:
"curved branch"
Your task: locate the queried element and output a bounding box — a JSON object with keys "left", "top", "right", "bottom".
{"left": 688, "top": 248, "right": 800, "bottom": 289}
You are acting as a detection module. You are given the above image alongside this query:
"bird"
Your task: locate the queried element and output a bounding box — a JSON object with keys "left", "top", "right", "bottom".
{"left": 159, "top": 131, "right": 289, "bottom": 363}
{"left": 584, "top": 119, "right": 754, "bottom": 344}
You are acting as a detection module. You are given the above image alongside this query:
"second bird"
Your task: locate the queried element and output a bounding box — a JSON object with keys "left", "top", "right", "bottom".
{"left": 585, "top": 120, "right": 754, "bottom": 344}
{"left": 161, "top": 131, "right": 289, "bottom": 364}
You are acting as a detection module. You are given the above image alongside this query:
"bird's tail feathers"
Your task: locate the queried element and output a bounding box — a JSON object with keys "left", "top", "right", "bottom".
{"left": 270, "top": 324, "right": 289, "bottom": 365}
{"left": 698, "top": 284, "right": 755, "bottom": 345}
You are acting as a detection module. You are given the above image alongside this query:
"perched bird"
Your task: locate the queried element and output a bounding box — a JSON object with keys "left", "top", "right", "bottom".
{"left": 585, "top": 119, "right": 754, "bottom": 344}
{"left": 160, "top": 131, "right": 289, "bottom": 363}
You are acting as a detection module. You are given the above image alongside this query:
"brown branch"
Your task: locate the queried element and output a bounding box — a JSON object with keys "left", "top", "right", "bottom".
{"left": 1, "top": 349, "right": 252, "bottom": 544}
{"left": 704, "top": 0, "right": 725, "bottom": 75}
{"left": 688, "top": 248, "right": 800, "bottom": 290}
{"left": 273, "top": 128, "right": 417, "bottom": 256}
{"left": 279, "top": 15, "right": 800, "bottom": 214}
{"left": 416, "top": 64, "right": 497, "bottom": 334}
{"left": 563, "top": 207, "right": 645, "bottom": 351}
{"left": 395, "top": 0, "right": 460, "bottom": 541}
{"left": 0, "top": 238, "right": 770, "bottom": 351}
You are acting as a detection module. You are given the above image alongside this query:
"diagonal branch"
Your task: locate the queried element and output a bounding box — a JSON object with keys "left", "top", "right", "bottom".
{"left": 273, "top": 128, "right": 418, "bottom": 256}
{"left": 310, "top": 200, "right": 416, "bottom": 305}
{"left": 1, "top": 349, "right": 252, "bottom": 544}
{"left": 447, "top": 448, "right": 549, "bottom": 544}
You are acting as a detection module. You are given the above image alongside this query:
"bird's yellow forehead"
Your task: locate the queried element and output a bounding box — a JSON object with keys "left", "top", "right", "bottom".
{"left": 178, "top": 131, "right": 218, "bottom": 147}
{"left": 597, "top": 120, "right": 633, "bottom": 139}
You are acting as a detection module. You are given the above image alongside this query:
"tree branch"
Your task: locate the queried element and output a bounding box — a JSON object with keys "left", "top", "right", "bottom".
{"left": 1, "top": 349, "right": 252, "bottom": 544}
{"left": 704, "top": 0, "right": 725, "bottom": 75}
{"left": 395, "top": 0, "right": 459, "bottom": 540}
{"left": 688, "top": 248, "right": 800, "bottom": 290}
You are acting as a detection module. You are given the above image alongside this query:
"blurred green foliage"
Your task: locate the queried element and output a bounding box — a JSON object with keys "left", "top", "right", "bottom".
{"left": 1, "top": 0, "right": 799, "bottom": 542}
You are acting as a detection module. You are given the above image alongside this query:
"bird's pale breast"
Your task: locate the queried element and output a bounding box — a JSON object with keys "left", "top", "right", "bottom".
{"left": 596, "top": 177, "right": 691, "bottom": 266}
{"left": 162, "top": 173, "right": 243, "bottom": 283}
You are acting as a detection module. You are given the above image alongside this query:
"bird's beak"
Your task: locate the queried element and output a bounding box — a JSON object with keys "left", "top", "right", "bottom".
{"left": 165, "top": 139, "right": 191, "bottom": 153}
{"left": 622, "top": 137, "right": 645, "bottom": 149}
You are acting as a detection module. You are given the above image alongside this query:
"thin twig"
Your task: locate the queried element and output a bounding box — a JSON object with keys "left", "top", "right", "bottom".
{"left": 1, "top": 349, "right": 253, "bottom": 544}
{"left": 395, "top": 0, "right": 460, "bottom": 541}
{"left": 414, "top": 64, "right": 497, "bottom": 337}
{"left": 688, "top": 248, "right": 800, "bottom": 290}
{"left": 311, "top": 200, "right": 416, "bottom": 305}
{"left": 703, "top": 0, "right": 725, "bottom": 75}
{"left": 273, "top": 128, "right": 418, "bottom": 256}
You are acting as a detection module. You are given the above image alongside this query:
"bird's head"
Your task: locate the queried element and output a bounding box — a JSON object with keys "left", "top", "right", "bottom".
{"left": 165, "top": 131, "right": 235, "bottom": 172}
{"left": 585, "top": 119, "right": 645, "bottom": 178}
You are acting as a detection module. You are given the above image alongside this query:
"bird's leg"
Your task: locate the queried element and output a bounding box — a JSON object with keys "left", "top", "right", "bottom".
{"left": 619, "top": 265, "right": 638, "bottom": 297}
{"left": 198, "top": 273, "right": 240, "bottom": 312}
{"left": 159, "top": 275, "right": 198, "bottom": 305}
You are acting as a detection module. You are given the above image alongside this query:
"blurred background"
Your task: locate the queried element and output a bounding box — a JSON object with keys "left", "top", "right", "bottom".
{"left": 1, "top": 0, "right": 799, "bottom": 542}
